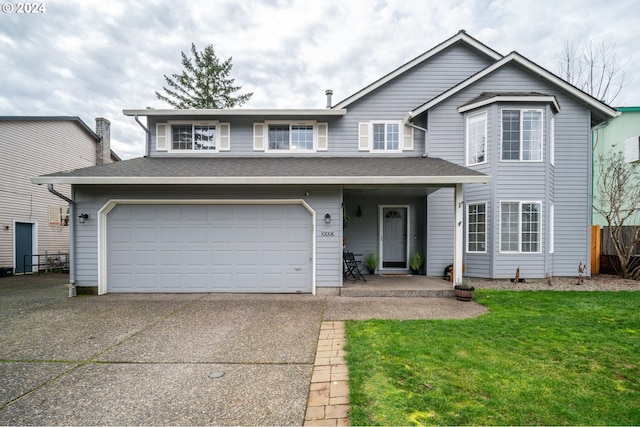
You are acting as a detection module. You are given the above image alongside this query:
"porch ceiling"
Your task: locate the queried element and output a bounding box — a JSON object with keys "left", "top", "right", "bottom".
{"left": 344, "top": 186, "right": 441, "bottom": 198}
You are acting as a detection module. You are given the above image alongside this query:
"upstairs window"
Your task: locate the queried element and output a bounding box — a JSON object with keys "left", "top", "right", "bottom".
{"left": 372, "top": 123, "right": 399, "bottom": 151}
{"left": 172, "top": 124, "right": 217, "bottom": 151}
{"left": 501, "top": 109, "right": 543, "bottom": 161}
{"left": 155, "top": 121, "right": 230, "bottom": 152}
{"left": 269, "top": 124, "right": 314, "bottom": 151}
{"left": 253, "top": 122, "right": 328, "bottom": 152}
{"left": 358, "top": 121, "right": 413, "bottom": 152}
{"left": 466, "top": 112, "right": 487, "bottom": 166}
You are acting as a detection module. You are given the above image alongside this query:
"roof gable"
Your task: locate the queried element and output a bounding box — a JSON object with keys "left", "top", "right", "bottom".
{"left": 409, "top": 51, "right": 619, "bottom": 123}
{"left": 333, "top": 30, "right": 503, "bottom": 110}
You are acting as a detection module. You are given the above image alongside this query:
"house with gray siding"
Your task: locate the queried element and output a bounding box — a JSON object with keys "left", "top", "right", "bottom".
{"left": 1, "top": 117, "right": 119, "bottom": 275}
{"left": 33, "top": 31, "right": 618, "bottom": 295}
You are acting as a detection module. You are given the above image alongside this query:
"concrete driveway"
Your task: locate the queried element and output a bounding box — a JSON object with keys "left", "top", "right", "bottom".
{"left": 0, "top": 274, "right": 486, "bottom": 426}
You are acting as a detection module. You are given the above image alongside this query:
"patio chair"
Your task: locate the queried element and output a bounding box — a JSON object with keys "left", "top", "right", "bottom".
{"left": 343, "top": 251, "right": 367, "bottom": 283}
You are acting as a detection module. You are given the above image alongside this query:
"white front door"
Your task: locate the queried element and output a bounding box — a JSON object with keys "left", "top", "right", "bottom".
{"left": 381, "top": 206, "right": 408, "bottom": 269}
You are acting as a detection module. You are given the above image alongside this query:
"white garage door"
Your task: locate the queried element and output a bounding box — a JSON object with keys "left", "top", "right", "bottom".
{"left": 106, "top": 204, "right": 313, "bottom": 293}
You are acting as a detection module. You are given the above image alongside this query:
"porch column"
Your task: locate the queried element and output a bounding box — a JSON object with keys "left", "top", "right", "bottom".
{"left": 453, "top": 183, "right": 463, "bottom": 286}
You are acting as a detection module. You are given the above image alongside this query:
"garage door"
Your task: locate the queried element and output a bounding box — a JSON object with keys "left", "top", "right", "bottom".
{"left": 106, "top": 203, "right": 312, "bottom": 293}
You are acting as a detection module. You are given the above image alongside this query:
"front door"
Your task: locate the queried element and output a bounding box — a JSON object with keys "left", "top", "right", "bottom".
{"left": 381, "top": 207, "right": 408, "bottom": 268}
{"left": 15, "top": 222, "right": 34, "bottom": 274}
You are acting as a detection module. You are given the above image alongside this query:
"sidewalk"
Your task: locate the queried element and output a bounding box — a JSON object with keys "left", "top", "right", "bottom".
{"left": 304, "top": 321, "right": 350, "bottom": 426}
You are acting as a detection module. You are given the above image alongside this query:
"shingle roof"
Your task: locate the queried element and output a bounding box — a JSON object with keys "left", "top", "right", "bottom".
{"left": 32, "top": 156, "right": 490, "bottom": 185}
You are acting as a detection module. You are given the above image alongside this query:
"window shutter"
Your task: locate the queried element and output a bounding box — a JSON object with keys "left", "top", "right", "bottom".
{"left": 317, "top": 123, "right": 328, "bottom": 151}
{"left": 358, "top": 122, "right": 369, "bottom": 151}
{"left": 156, "top": 123, "right": 168, "bottom": 151}
{"left": 624, "top": 135, "right": 640, "bottom": 163}
{"left": 219, "top": 123, "right": 230, "bottom": 151}
{"left": 403, "top": 125, "right": 414, "bottom": 151}
{"left": 253, "top": 123, "right": 265, "bottom": 151}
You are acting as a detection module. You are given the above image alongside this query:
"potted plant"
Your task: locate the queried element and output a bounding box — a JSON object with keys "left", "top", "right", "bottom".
{"left": 364, "top": 253, "right": 378, "bottom": 274}
{"left": 409, "top": 252, "right": 424, "bottom": 274}
{"left": 454, "top": 277, "right": 475, "bottom": 302}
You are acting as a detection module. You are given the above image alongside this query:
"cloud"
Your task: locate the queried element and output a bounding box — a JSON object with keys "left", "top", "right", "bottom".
{"left": 1, "top": 0, "right": 638, "bottom": 159}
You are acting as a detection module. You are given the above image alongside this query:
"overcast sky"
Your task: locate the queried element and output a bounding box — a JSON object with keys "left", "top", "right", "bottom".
{"left": 1, "top": 0, "right": 638, "bottom": 159}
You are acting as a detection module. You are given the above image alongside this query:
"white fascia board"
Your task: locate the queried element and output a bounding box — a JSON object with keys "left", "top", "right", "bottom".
{"left": 411, "top": 52, "right": 619, "bottom": 119}
{"left": 458, "top": 95, "right": 561, "bottom": 113}
{"left": 32, "top": 175, "right": 491, "bottom": 186}
{"left": 334, "top": 32, "right": 503, "bottom": 110}
{"left": 122, "top": 108, "right": 347, "bottom": 117}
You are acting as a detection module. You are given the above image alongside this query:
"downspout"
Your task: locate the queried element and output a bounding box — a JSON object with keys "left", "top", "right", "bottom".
{"left": 47, "top": 184, "right": 76, "bottom": 297}
{"left": 403, "top": 111, "right": 429, "bottom": 157}
{"left": 134, "top": 114, "right": 151, "bottom": 157}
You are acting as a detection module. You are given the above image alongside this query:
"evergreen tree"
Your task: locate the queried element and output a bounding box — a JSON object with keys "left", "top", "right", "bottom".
{"left": 155, "top": 43, "right": 252, "bottom": 109}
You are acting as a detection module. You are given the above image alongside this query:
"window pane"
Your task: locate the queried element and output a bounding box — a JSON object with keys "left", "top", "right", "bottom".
{"left": 386, "top": 124, "right": 399, "bottom": 150}
{"left": 521, "top": 203, "right": 540, "bottom": 252}
{"left": 291, "top": 125, "right": 314, "bottom": 150}
{"left": 194, "top": 125, "right": 216, "bottom": 150}
{"left": 268, "top": 125, "right": 289, "bottom": 150}
{"left": 373, "top": 124, "right": 385, "bottom": 150}
{"left": 172, "top": 125, "right": 192, "bottom": 150}
{"left": 522, "top": 111, "right": 542, "bottom": 161}
{"left": 501, "top": 202, "right": 519, "bottom": 251}
{"left": 502, "top": 111, "right": 520, "bottom": 160}
{"left": 467, "top": 113, "right": 486, "bottom": 165}
{"left": 467, "top": 203, "right": 486, "bottom": 252}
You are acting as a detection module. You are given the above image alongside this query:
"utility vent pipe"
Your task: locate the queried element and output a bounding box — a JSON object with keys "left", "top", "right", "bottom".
{"left": 325, "top": 89, "right": 333, "bottom": 109}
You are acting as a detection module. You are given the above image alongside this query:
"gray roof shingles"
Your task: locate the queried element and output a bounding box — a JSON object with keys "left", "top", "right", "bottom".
{"left": 38, "top": 156, "right": 487, "bottom": 179}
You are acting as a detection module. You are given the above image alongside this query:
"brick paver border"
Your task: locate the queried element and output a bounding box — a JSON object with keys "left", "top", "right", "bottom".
{"left": 304, "top": 321, "right": 350, "bottom": 426}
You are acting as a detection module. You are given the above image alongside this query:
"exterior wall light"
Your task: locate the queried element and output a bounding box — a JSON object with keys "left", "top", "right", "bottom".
{"left": 78, "top": 213, "right": 89, "bottom": 223}
{"left": 324, "top": 213, "right": 331, "bottom": 224}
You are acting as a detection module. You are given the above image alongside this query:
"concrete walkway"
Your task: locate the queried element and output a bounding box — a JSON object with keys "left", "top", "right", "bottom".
{"left": 0, "top": 274, "right": 486, "bottom": 425}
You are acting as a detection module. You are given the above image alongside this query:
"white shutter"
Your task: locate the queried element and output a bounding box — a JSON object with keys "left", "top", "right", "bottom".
{"left": 403, "top": 125, "right": 414, "bottom": 151}
{"left": 317, "top": 123, "right": 328, "bottom": 151}
{"left": 358, "top": 122, "right": 369, "bottom": 151}
{"left": 156, "top": 123, "right": 168, "bottom": 151}
{"left": 219, "top": 123, "right": 230, "bottom": 151}
{"left": 253, "top": 123, "right": 265, "bottom": 151}
{"left": 624, "top": 135, "right": 640, "bottom": 163}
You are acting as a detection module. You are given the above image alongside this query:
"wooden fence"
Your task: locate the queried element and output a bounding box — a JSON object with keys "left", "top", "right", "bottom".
{"left": 595, "top": 225, "right": 640, "bottom": 275}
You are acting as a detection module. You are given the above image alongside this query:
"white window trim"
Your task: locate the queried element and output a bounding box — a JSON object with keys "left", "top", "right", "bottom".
{"left": 500, "top": 109, "right": 544, "bottom": 163}
{"left": 499, "top": 200, "right": 542, "bottom": 254}
{"left": 370, "top": 121, "right": 403, "bottom": 153}
{"left": 549, "top": 202, "right": 554, "bottom": 254}
{"left": 165, "top": 120, "right": 226, "bottom": 153}
{"left": 466, "top": 111, "right": 488, "bottom": 166}
{"left": 550, "top": 114, "right": 555, "bottom": 166}
{"left": 466, "top": 202, "right": 487, "bottom": 253}
{"left": 261, "top": 120, "right": 321, "bottom": 153}
{"left": 358, "top": 121, "right": 408, "bottom": 153}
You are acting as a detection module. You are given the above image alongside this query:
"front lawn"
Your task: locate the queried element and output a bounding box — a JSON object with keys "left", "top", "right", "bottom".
{"left": 345, "top": 291, "right": 640, "bottom": 426}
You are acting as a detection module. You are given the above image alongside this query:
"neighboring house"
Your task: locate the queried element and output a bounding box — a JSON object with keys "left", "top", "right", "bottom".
{"left": 33, "top": 31, "right": 618, "bottom": 295}
{"left": 1, "top": 117, "right": 119, "bottom": 275}
{"left": 592, "top": 107, "right": 640, "bottom": 226}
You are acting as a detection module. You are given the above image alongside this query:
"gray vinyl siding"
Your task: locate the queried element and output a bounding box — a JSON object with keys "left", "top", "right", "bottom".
{"left": 426, "top": 188, "right": 454, "bottom": 277}
{"left": 146, "top": 43, "right": 493, "bottom": 158}
{"left": 72, "top": 184, "right": 343, "bottom": 288}
{"left": 425, "top": 63, "right": 591, "bottom": 278}
{"left": 0, "top": 121, "right": 97, "bottom": 268}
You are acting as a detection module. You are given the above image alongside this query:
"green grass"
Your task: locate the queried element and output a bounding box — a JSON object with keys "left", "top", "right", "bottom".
{"left": 345, "top": 291, "right": 640, "bottom": 426}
